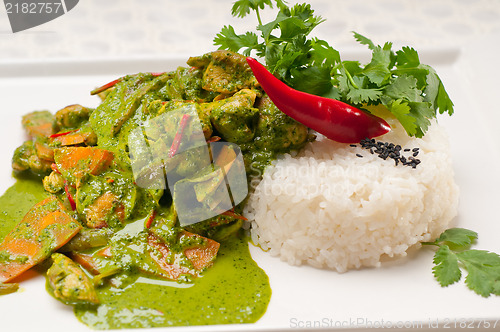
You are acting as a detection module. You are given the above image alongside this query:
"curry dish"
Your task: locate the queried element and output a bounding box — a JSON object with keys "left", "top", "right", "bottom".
{"left": 0, "top": 51, "right": 310, "bottom": 328}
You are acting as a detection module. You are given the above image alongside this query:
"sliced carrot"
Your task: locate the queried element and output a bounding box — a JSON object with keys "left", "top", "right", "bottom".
{"left": 182, "top": 231, "right": 220, "bottom": 271}
{"left": 147, "top": 234, "right": 193, "bottom": 280}
{"left": 214, "top": 144, "right": 237, "bottom": 174}
{"left": 95, "top": 246, "right": 112, "bottom": 258}
{"left": 52, "top": 132, "right": 94, "bottom": 146}
{"left": 54, "top": 147, "right": 114, "bottom": 183}
{"left": 0, "top": 196, "right": 82, "bottom": 283}
{"left": 21, "top": 111, "right": 54, "bottom": 139}
{"left": 147, "top": 231, "right": 219, "bottom": 280}
{"left": 70, "top": 252, "right": 101, "bottom": 275}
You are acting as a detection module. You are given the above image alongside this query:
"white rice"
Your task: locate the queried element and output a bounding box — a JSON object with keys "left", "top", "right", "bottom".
{"left": 244, "top": 120, "right": 459, "bottom": 272}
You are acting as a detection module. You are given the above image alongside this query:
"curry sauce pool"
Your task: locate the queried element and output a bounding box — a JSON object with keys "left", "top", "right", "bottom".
{"left": 75, "top": 235, "right": 271, "bottom": 329}
{"left": 0, "top": 176, "right": 271, "bottom": 328}
{"left": 0, "top": 174, "right": 49, "bottom": 241}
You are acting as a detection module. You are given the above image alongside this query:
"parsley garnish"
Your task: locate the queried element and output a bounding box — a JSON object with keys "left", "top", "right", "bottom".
{"left": 214, "top": 1, "right": 454, "bottom": 137}
{"left": 423, "top": 228, "right": 500, "bottom": 297}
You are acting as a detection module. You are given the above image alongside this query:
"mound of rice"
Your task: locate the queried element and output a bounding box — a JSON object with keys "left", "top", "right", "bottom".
{"left": 244, "top": 119, "right": 459, "bottom": 272}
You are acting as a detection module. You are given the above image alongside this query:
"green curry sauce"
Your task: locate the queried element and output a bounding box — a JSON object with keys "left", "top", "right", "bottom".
{"left": 0, "top": 174, "right": 49, "bottom": 242}
{"left": 75, "top": 236, "right": 271, "bottom": 329}
{"left": 0, "top": 176, "right": 271, "bottom": 328}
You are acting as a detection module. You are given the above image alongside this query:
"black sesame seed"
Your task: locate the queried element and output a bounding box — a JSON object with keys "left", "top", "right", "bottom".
{"left": 350, "top": 144, "right": 357, "bottom": 147}
{"left": 355, "top": 139, "right": 421, "bottom": 168}
{"left": 356, "top": 153, "right": 363, "bottom": 158}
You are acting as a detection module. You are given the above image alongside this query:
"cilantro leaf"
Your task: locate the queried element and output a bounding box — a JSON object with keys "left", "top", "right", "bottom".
{"left": 362, "top": 46, "right": 393, "bottom": 85}
{"left": 347, "top": 87, "right": 383, "bottom": 105}
{"left": 434, "top": 228, "right": 478, "bottom": 251}
{"left": 213, "top": 26, "right": 260, "bottom": 56}
{"left": 384, "top": 75, "right": 423, "bottom": 102}
{"left": 346, "top": 76, "right": 383, "bottom": 105}
{"left": 384, "top": 99, "right": 417, "bottom": 136}
{"left": 289, "top": 66, "right": 333, "bottom": 96}
{"left": 352, "top": 32, "right": 376, "bottom": 50}
{"left": 406, "top": 101, "right": 435, "bottom": 137}
{"left": 309, "top": 38, "right": 340, "bottom": 68}
{"left": 432, "top": 245, "right": 462, "bottom": 287}
{"left": 395, "top": 46, "right": 420, "bottom": 69}
{"left": 231, "top": 0, "right": 280, "bottom": 18}
{"left": 426, "top": 228, "right": 500, "bottom": 298}
{"left": 436, "top": 79, "right": 454, "bottom": 116}
{"left": 457, "top": 250, "right": 500, "bottom": 297}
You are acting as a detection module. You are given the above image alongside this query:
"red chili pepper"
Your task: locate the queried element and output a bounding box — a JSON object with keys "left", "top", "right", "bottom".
{"left": 64, "top": 183, "right": 76, "bottom": 211}
{"left": 246, "top": 57, "right": 391, "bottom": 143}
{"left": 90, "top": 78, "right": 122, "bottom": 96}
{"left": 220, "top": 209, "right": 248, "bottom": 221}
{"left": 206, "top": 135, "right": 221, "bottom": 143}
{"left": 145, "top": 210, "right": 157, "bottom": 229}
{"left": 51, "top": 163, "right": 60, "bottom": 174}
{"left": 49, "top": 130, "right": 76, "bottom": 138}
{"left": 168, "top": 114, "right": 191, "bottom": 158}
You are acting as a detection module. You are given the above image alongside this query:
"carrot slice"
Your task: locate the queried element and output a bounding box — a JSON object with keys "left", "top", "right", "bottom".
{"left": 21, "top": 111, "right": 54, "bottom": 139}
{"left": 54, "top": 147, "right": 114, "bottom": 183}
{"left": 0, "top": 196, "right": 82, "bottom": 283}
{"left": 183, "top": 231, "right": 220, "bottom": 271}
{"left": 52, "top": 132, "right": 94, "bottom": 146}
{"left": 71, "top": 252, "right": 100, "bottom": 274}
{"left": 147, "top": 231, "right": 219, "bottom": 280}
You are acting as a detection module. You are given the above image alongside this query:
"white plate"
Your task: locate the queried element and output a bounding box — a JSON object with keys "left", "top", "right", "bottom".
{"left": 0, "top": 45, "right": 500, "bottom": 332}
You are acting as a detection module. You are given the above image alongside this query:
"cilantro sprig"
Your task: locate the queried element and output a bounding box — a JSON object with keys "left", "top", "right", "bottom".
{"left": 423, "top": 228, "right": 500, "bottom": 297}
{"left": 214, "top": 1, "right": 454, "bottom": 138}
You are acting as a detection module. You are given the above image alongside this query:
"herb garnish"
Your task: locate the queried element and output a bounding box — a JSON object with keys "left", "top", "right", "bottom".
{"left": 423, "top": 228, "right": 500, "bottom": 297}
{"left": 214, "top": 0, "right": 454, "bottom": 138}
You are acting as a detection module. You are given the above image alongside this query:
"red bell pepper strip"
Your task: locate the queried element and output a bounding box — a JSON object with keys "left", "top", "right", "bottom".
{"left": 49, "top": 130, "right": 76, "bottom": 138}
{"left": 220, "top": 209, "right": 248, "bottom": 221}
{"left": 168, "top": 114, "right": 191, "bottom": 158}
{"left": 64, "top": 183, "right": 76, "bottom": 211}
{"left": 246, "top": 57, "right": 391, "bottom": 143}
{"left": 145, "top": 209, "right": 157, "bottom": 229}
